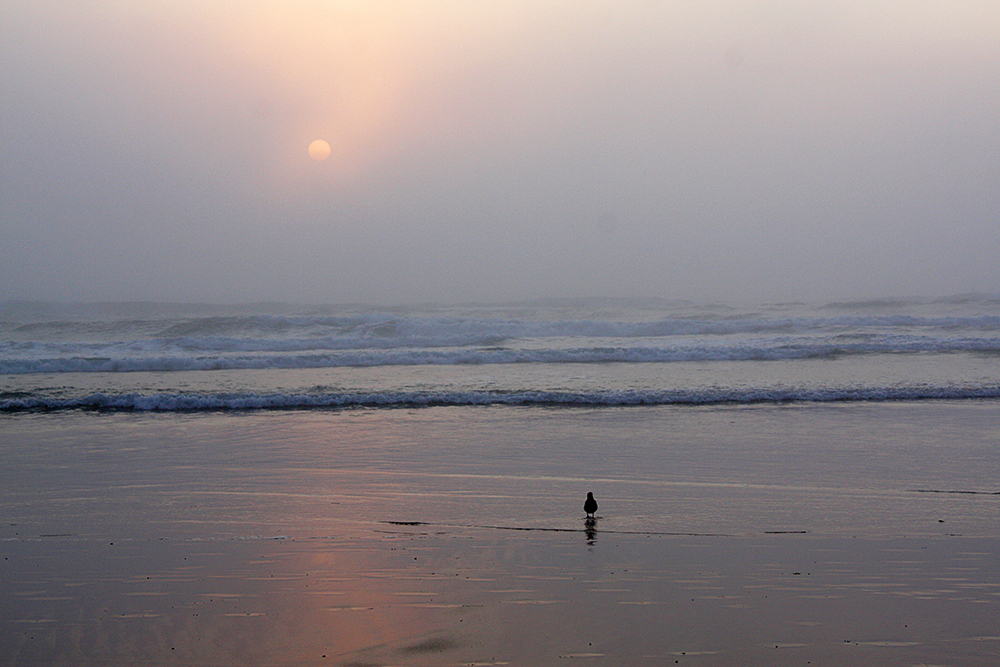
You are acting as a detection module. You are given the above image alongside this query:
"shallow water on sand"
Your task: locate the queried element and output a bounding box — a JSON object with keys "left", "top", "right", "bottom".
{"left": 2, "top": 402, "right": 999, "bottom": 665}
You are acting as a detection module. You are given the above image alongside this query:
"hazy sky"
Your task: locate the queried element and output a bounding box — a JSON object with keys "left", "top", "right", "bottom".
{"left": 2, "top": 1, "right": 999, "bottom": 305}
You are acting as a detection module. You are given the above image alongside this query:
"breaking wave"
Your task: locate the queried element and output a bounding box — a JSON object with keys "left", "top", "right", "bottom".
{"left": 7, "top": 312, "right": 1000, "bottom": 340}
{"left": 4, "top": 386, "right": 1000, "bottom": 412}
{"left": 3, "top": 335, "right": 1000, "bottom": 374}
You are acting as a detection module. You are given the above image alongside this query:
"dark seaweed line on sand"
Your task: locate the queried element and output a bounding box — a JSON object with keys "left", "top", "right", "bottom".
{"left": 381, "top": 521, "right": 808, "bottom": 537}
{"left": 909, "top": 489, "right": 1000, "bottom": 495}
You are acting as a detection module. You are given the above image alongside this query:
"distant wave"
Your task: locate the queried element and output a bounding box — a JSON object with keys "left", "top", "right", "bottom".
{"left": 3, "top": 336, "right": 1000, "bottom": 374}
{"left": 820, "top": 293, "right": 1000, "bottom": 310}
{"left": 5, "top": 312, "right": 1000, "bottom": 342}
{"left": 147, "top": 313, "right": 1000, "bottom": 339}
{"left": 3, "top": 386, "right": 1000, "bottom": 412}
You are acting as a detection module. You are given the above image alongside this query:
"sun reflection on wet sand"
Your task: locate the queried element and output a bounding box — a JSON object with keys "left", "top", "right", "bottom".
{"left": 2, "top": 532, "right": 471, "bottom": 665}
{"left": 5, "top": 526, "right": 1000, "bottom": 666}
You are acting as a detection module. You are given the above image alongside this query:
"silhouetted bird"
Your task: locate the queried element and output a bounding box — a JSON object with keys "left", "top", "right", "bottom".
{"left": 583, "top": 492, "right": 598, "bottom": 518}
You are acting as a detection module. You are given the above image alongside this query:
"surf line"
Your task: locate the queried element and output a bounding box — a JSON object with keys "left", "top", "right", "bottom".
{"left": 380, "top": 521, "right": 754, "bottom": 538}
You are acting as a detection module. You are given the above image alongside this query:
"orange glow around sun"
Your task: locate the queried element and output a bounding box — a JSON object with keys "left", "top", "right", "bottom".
{"left": 135, "top": 2, "right": 593, "bottom": 193}
{"left": 205, "top": 3, "right": 429, "bottom": 187}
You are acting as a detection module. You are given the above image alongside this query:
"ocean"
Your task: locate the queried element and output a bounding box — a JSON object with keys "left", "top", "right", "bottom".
{"left": 3, "top": 294, "right": 1000, "bottom": 411}
{"left": 3, "top": 296, "right": 1000, "bottom": 665}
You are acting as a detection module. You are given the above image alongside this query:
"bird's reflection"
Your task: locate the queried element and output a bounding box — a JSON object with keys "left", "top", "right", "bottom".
{"left": 582, "top": 492, "right": 599, "bottom": 545}
{"left": 584, "top": 516, "right": 597, "bottom": 544}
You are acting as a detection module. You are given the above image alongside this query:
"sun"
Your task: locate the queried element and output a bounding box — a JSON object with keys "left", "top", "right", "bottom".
{"left": 308, "top": 139, "right": 331, "bottom": 161}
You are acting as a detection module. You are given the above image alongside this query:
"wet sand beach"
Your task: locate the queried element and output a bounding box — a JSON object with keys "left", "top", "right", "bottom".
{"left": 3, "top": 402, "right": 999, "bottom": 665}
